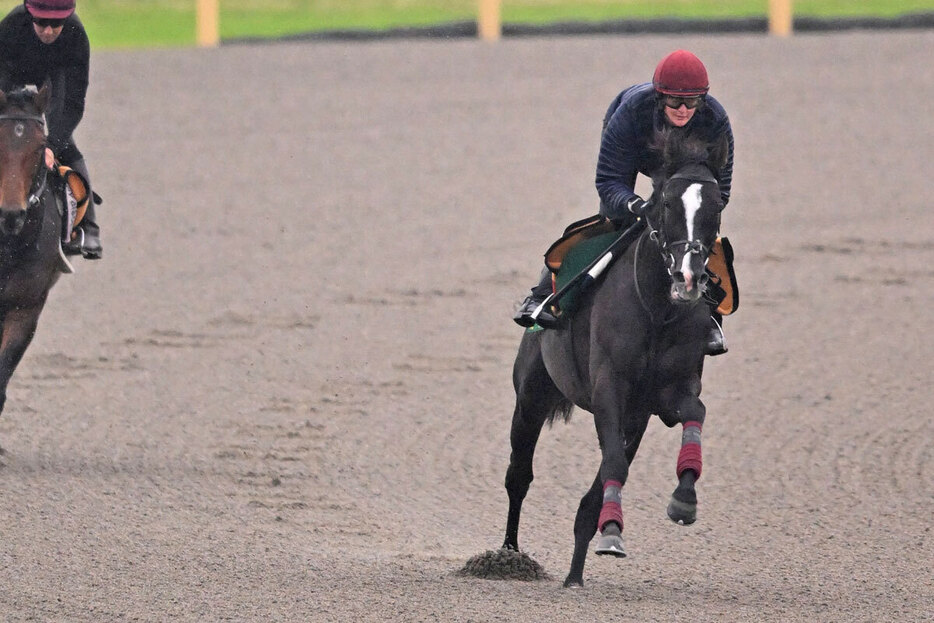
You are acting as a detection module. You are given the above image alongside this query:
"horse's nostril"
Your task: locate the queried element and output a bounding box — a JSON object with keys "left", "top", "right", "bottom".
{"left": 698, "top": 272, "right": 709, "bottom": 285}
{"left": 671, "top": 272, "right": 685, "bottom": 284}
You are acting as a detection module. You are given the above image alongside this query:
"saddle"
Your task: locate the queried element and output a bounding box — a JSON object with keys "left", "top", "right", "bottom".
{"left": 50, "top": 164, "right": 98, "bottom": 274}
{"left": 55, "top": 164, "right": 90, "bottom": 245}
{"left": 542, "top": 215, "right": 739, "bottom": 318}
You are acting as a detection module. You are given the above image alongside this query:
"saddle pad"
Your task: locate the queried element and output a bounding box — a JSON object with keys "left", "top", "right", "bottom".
{"left": 708, "top": 237, "right": 739, "bottom": 315}
{"left": 544, "top": 214, "right": 615, "bottom": 273}
{"left": 551, "top": 230, "right": 620, "bottom": 314}
{"left": 57, "top": 165, "right": 89, "bottom": 235}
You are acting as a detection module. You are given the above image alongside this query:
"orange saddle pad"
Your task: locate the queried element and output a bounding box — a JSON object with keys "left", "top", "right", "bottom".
{"left": 709, "top": 237, "right": 738, "bottom": 315}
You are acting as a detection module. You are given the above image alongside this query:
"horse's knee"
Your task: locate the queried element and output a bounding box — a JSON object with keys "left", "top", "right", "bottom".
{"left": 680, "top": 394, "right": 705, "bottom": 422}
{"left": 660, "top": 393, "right": 705, "bottom": 427}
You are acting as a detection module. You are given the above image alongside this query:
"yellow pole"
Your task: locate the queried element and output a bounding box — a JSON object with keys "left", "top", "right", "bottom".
{"left": 768, "top": 0, "right": 793, "bottom": 37}
{"left": 196, "top": 0, "right": 220, "bottom": 47}
{"left": 478, "top": 0, "right": 501, "bottom": 42}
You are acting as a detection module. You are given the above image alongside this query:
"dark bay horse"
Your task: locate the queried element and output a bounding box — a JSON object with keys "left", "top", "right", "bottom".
{"left": 0, "top": 84, "right": 65, "bottom": 415}
{"left": 502, "top": 128, "right": 730, "bottom": 587}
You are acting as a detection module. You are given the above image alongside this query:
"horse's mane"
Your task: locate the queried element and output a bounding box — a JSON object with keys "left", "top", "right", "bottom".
{"left": 650, "top": 126, "right": 717, "bottom": 178}
{"left": 1, "top": 87, "right": 42, "bottom": 114}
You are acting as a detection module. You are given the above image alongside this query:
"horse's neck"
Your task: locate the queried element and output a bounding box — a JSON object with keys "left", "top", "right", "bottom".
{"left": 0, "top": 193, "right": 56, "bottom": 262}
{"left": 634, "top": 231, "right": 669, "bottom": 287}
{"left": 632, "top": 230, "right": 675, "bottom": 318}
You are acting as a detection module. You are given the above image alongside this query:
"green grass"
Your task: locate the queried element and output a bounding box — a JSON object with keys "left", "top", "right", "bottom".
{"left": 5, "top": 1, "right": 931, "bottom": 48}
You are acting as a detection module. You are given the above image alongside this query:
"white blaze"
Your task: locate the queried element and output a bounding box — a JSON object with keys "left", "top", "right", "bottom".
{"left": 680, "top": 183, "right": 703, "bottom": 290}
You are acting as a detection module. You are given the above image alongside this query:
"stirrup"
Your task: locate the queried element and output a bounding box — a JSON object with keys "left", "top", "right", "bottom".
{"left": 705, "top": 317, "right": 728, "bottom": 356}
{"left": 63, "top": 227, "right": 103, "bottom": 260}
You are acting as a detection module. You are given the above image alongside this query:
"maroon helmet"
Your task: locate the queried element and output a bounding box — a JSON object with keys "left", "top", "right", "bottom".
{"left": 652, "top": 50, "right": 710, "bottom": 97}
{"left": 24, "top": 0, "right": 76, "bottom": 20}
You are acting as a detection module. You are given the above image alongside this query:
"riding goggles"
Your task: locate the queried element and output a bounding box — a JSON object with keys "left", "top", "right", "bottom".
{"left": 32, "top": 17, "right": 65, "bottom": 28}
{"left": 662, "top": 95, "right": 705, "bottom": 110}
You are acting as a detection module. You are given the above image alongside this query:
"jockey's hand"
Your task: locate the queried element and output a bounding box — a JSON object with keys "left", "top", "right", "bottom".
{"left": 626, "top": 196, "right": 647, "bottom": 216}
{"left": 44, "top": 148, "right": 55, "bottom": 170}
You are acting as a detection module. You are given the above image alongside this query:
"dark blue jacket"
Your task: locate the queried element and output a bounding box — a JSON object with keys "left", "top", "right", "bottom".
{"left": 0, "top": 5, "right": 90, "bottom": 163}
{"left": 596, "top": 83, "right": 734, "bottom": 224}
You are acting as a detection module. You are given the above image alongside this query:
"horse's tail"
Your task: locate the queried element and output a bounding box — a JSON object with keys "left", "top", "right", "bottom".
{"left": 545, "top": 396, "right": 574, "bottom": 426}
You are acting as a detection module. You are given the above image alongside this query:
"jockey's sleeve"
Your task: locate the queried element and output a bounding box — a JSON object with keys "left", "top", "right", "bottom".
{"left": 0, "top": 12, "right": 18, "bottom": 91}
{"left": 719, "top": 116, "right": 735, "bottom": 208}
{"left": 595, "top": 104, "right": 640, "bottom": 221}
{"left": 46, "top": 32, "right": 89, "bottom": 155}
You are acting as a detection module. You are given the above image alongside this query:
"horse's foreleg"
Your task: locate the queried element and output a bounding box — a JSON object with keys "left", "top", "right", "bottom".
{"left": 564, "top": 471, "right": 602, "bottom": 587}
{"left": 590, "top": 372, "right": 632, "bottom": 557}
{"left": 0, "top": 306, "right": 42, "bottom": 416}
{"left": 663, "top": 390, "right": 706, "bottom": 525}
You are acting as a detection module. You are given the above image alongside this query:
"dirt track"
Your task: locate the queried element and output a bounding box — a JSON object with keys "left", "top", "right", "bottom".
{"left": 0, "top": 30, "right": 932, "bottom": 622}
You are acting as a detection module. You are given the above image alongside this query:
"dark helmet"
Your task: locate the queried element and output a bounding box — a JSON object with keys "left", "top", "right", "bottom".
{"left": 652, "top": 50, "right": 709, "bottom": 97}
{"left": 24, "top": 0, "right": 76, "bottom": 20}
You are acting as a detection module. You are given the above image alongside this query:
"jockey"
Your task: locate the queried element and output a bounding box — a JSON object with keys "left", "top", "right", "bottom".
{"left": 0, "top": 0, "right": 101, "bottom": 259}
{"left": 513, "top": 49, "right": 735, "bottom": 356}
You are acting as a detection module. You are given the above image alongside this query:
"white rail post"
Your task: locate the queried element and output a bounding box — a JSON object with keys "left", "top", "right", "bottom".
{"left": 478, "top": 0, "right": 502, "bottom": 42}
{"left": 768, "top": 0, "right": 793, "bottom": 37}
{"left": 196, "top": 0, "right": 220, "bottom": 47}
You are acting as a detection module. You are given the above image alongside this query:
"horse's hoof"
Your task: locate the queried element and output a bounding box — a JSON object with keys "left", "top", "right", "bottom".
{"left": 594, "top": 533, "right": 627, "bottom": 557}
{"left": 563, "top": 577, "right": 584, "bottom": 588}
{"left": 667, "top": 497, "right": 697, "bottom": 525}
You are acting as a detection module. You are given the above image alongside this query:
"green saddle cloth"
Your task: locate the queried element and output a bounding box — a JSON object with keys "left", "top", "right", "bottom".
{"left": 553, "top": 231, "right": 620, "bottom": 315}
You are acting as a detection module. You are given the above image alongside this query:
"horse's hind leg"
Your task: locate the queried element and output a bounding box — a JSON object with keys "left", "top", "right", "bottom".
{"left": 502, "top": 333, "right": 569, "bottom": 552}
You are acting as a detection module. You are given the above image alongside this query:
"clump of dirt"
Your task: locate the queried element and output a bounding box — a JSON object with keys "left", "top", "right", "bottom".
{"left": 457, "top": 548, "right": 550, "bottom": 581}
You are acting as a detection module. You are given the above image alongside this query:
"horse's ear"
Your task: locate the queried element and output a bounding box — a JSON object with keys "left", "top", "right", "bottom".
{"left": 35, "top": 80, "right": 52, "bottom": 113}
{"left": 707, "top": 132, "right": 730, "bottom": 174}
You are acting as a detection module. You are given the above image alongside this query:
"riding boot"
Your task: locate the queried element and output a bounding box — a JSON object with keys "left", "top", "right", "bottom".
{"left": 705, "top": 312, "right": 728, "bottom": 356}
{"left": 62, "top": 158, "right": 102, "bottom": 260}
{"left": 513, "top": 267, "right": 560, "bottom": 329}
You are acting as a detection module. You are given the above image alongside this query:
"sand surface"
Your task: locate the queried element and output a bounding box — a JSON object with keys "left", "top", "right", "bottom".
{"left": 0, "top": 30, "right": 932, "bottom": 622}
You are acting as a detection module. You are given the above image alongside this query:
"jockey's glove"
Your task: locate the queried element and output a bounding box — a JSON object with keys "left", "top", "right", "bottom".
{"left": 626, "top": 196, "right": 647, "bottom": 216}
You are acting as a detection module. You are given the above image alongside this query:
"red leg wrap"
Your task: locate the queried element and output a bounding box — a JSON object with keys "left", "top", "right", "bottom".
{"left": 598, "top": 480, "right": 624, "bottom": 531}
{"left": 677, "top": 444, "right": 702, "bottom": 479}
{"left": 677, "top": 421, "right": 703, "bottom": 479}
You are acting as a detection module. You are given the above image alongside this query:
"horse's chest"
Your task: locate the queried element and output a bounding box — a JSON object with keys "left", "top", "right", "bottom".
{"left": 0, "top": 267, "right": 55, "bottom": 306}
{"left": 595, "top": 318, "right": 703, "bottom": 380}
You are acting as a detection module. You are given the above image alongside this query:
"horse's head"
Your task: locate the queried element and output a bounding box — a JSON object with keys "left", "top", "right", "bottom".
{"left": 647, "top": 129, "right": 729, "bottom": 304}
{"left": 0, "top": 83, "right": 50, "bottom": 237}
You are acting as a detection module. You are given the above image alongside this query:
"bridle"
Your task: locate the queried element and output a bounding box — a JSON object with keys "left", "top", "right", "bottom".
{"left": 0, "top": 112, "right": 49, "bottom": 211}
{"left": 634, "top": 165, "right": 720, "bottom": 324}
{"left": 643, "top": 167, "right": 720, "bottom": 277}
